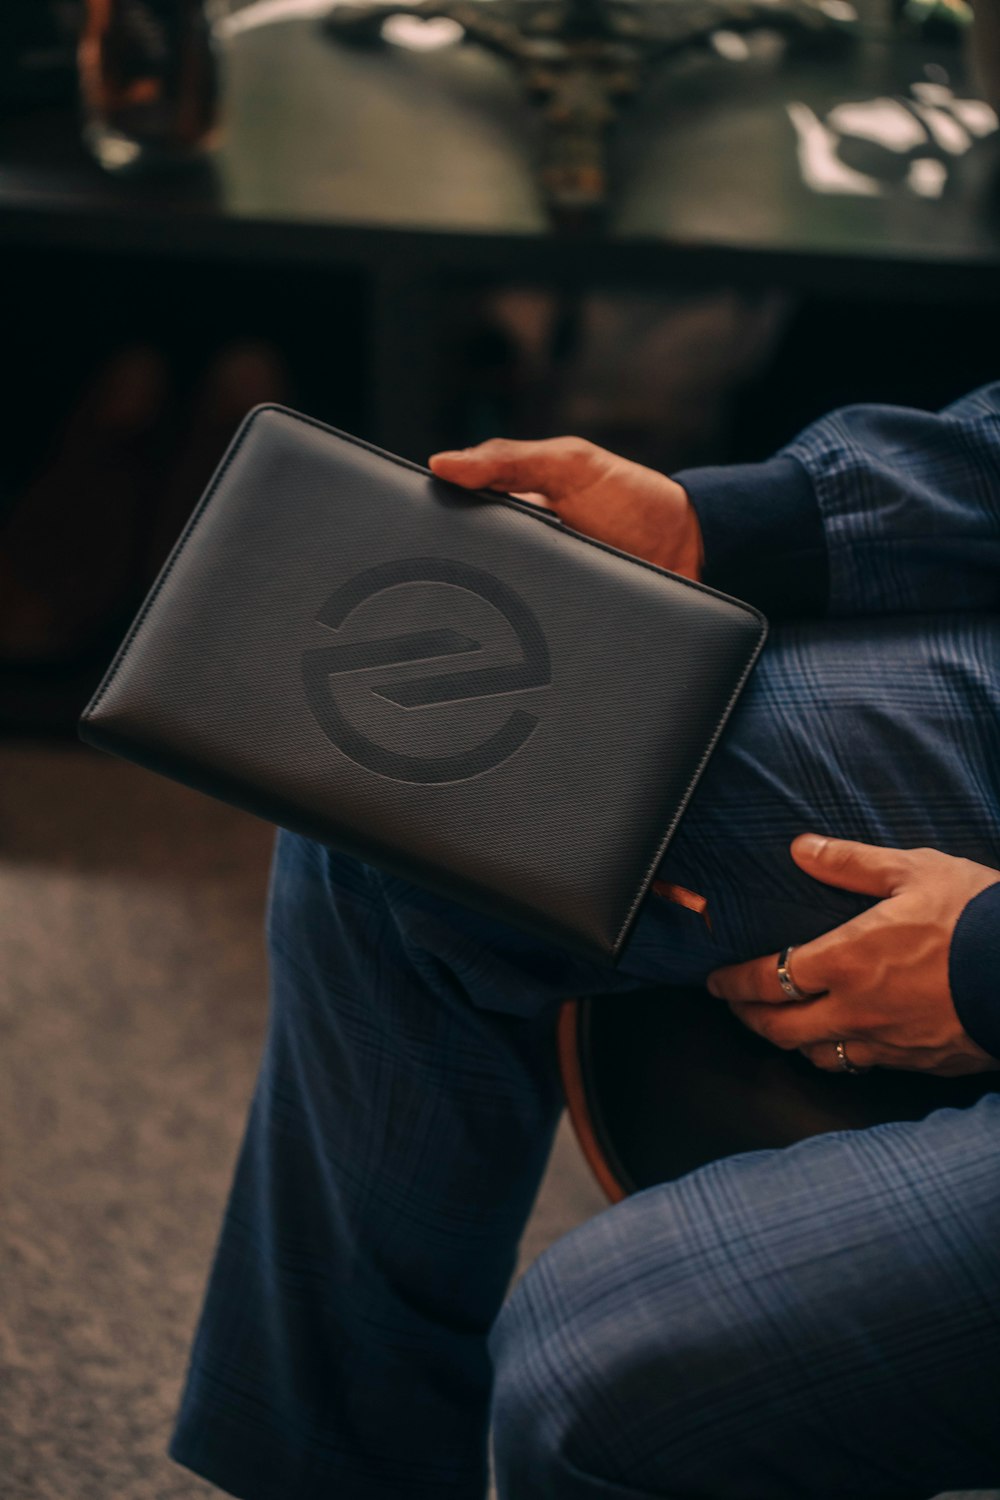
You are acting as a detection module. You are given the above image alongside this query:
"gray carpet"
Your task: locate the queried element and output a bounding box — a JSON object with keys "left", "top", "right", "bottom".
{"left": 0, "top": 743, "right": 604, "bottom": 1499}
{"left": 1, "top": 744, "right": 992, "bottom": 1499}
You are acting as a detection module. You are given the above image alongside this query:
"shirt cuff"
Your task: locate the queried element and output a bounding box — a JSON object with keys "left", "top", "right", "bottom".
{"left": 949, "top": 883, "right": 1000, "bottom": 1062}
{"left": 674, "top": 454, "right": 828, "bottom": 618}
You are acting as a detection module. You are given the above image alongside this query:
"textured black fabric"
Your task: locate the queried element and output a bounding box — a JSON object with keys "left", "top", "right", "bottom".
{"left": 79, "top": 405, "right": 766, "bottom": 962}
{"left": 678, "top": 454, "right": 828, "bottom": 619}
{"left": 950, "top": 882, "right": 1000, "bottom": 1060}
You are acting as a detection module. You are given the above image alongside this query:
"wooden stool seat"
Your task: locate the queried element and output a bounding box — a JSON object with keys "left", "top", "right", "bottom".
{"left": 558, "top": 986, "right": 998, "bottom": 1201}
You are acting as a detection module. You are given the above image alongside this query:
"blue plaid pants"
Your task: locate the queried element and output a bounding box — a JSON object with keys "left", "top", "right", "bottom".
{"left": 170, "top": 613, "right": 1000, "bottom": 1500}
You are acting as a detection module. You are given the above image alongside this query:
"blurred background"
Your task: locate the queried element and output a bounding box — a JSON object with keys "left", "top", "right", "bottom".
{"left": 2, "top": 1, "right": 999, "bottom": 1495}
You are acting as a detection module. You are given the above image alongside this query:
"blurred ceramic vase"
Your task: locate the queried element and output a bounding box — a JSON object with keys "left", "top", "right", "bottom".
{"left": 79, "top": 0, "right": 219, "bottom": 173}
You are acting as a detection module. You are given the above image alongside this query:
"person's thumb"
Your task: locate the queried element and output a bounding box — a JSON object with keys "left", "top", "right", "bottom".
{"left": 791, "top": 833, "right": 911, "bottom": 898}
{"left": 428, "top": 437, "right": 599, "bottom": 500}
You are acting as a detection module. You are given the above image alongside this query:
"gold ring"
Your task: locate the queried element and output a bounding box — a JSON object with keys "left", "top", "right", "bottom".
{"left": 835, "top": 1040, "right": 866, "bottom": 1075}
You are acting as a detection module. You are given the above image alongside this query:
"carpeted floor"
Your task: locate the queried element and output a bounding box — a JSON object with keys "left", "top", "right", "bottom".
{"left": 0, "top": 741, "right": 605, "bottom": 1500}
{"left": 1, "top": 742, "right": 994, "bottom": 1500}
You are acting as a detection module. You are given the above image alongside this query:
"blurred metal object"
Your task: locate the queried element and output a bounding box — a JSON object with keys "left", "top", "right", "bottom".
{"left": 325, "top": 0, "right": 856, "bottom": 221}
{"left": 79, "top": 0, "right": 220, "bottom": 173}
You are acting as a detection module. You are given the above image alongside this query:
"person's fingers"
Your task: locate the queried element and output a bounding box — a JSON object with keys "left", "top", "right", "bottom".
{"left": 799, "top": 1039, "right": 987, "bottom": 1075}
{"left": 791, "top": 832, "right": 913, "bottom": 898}
{"left": 707, "top": 944, "right": 826, "bottom": 1004}
{"left": 706, "top": 951, "right": 781, "bottom": 1003}
{"left": 728, "top": 997, "right": 841, "bottom": 1050}
{"left": 799, "top": 1040, "right": 878, "bottom": 1072}
{"left": 428, "top": 436, "right": 607, "bottom": 500}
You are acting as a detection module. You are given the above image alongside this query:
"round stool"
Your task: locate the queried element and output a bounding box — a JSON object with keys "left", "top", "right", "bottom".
{"left": 558, "top": 986, "right": 999, "bottom": 1200}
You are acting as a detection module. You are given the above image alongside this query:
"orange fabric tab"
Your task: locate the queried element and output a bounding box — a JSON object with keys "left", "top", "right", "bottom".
{"left": 651, "top": 880, "right": 712, "bottom": 933}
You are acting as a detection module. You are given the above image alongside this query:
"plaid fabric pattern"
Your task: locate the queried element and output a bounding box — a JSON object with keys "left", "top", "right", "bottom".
{"left": 492, "top": 1094, "right": 1000, "bottom": 1499}
{"left": 170, "top": 398, "right": 1000, "bottom": 1500}
{"left": 784, "top": 382, "right": 1000, "bottom": 618}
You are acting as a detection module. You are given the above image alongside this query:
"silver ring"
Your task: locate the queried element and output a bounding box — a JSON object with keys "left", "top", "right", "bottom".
{"left": 776, "top": 946, "right": 817, "bottom": 1001}
{"left": 835, "top": 1040, "right": 865, "bottom": 1075}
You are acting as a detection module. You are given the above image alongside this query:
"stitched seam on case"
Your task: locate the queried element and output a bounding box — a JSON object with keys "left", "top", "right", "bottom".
{"left": 255, "top": 407, "right": 769, "bottom": 627}
{"left": 84, "top": 406, "right": 267, "bottom": 717}
{"left": 608, "top": 620, "right": 767, "bottom": 955}
{"left": 83, "top": 403, "right": 768, "bottom": 954}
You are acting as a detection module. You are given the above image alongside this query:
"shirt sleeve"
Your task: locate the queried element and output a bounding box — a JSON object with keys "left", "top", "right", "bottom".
{"left": 675, "top": 381, "right": 1000, "bottom": 618}
{"left": 675, "top": 454, "right": 827, "bottom": 617}
{"left": 949, "top": 883, "right": 1000, "bottom": 1062}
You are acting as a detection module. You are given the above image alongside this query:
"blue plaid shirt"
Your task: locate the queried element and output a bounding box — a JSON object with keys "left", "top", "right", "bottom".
{"left": 677, "top": 382, "right": 1000, "bottom": 1059}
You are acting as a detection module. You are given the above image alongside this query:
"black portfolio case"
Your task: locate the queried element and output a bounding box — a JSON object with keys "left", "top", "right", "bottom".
{"left": 80, "top": 405, "right": 766, "bottom": 962}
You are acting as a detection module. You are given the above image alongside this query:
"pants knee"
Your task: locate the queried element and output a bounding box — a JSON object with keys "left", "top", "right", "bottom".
{"left": 490, "top": 1221, "right": 665, "bottom": 1500}
{"left": 490, "top": 1252, "right": 586, "bottom": 1500}
{"left": 489, "top": 1186, "right": 790, "bottom": 1500}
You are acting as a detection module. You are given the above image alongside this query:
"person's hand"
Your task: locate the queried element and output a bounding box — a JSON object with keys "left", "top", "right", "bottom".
{"left": 706, "top": 834, "right": 1000, "bottom": 1076}
{"left": 428, "top": 437, "right": 704, "bottom": 581}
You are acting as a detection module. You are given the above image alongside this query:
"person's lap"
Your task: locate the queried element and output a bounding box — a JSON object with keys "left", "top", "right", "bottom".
{"left": 491, "top": 1094, "right": 1000, "bottom": 1499}
{"left": 629, "top": 611, "right": 1000, "bottom": 984}
{"left": 169, "top": 613, "right": 1000, "bottom": 1500}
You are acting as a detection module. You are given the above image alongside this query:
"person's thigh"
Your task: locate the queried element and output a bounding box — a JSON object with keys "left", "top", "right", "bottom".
{"left": 491, "top": 1094, "right": 1000, "bottom": 1500}
{"left": 620, "top": 612, "right": 1000, "bottom": 984}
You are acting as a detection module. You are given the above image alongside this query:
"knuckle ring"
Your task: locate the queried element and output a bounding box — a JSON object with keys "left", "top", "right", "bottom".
{"left": 776, "top": 946, "right": 821, "bottom": 1002}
